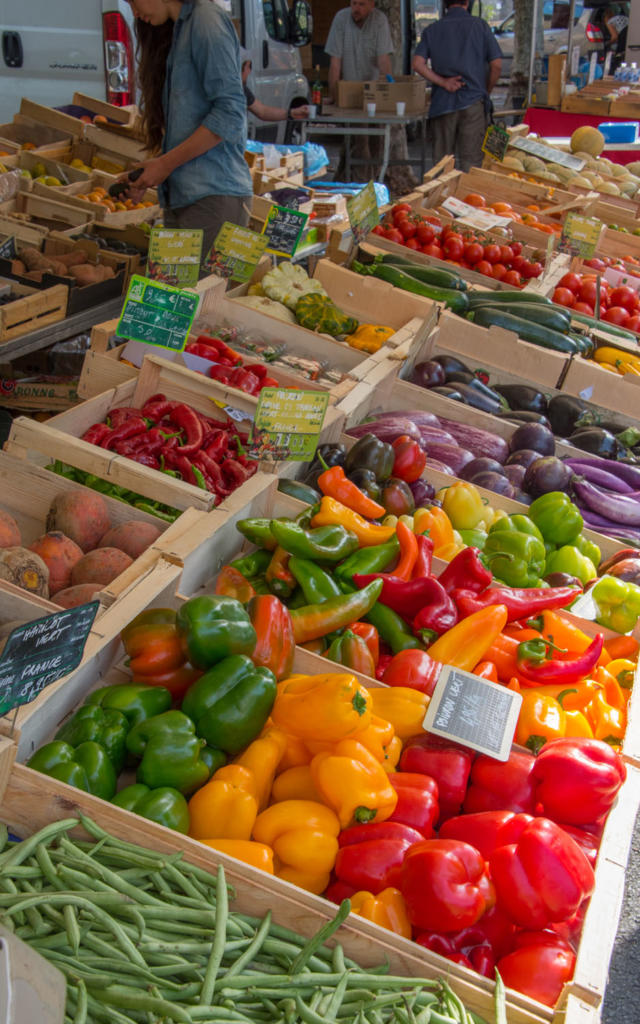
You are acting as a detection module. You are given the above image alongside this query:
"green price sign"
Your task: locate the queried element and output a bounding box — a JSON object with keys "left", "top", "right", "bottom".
{"left": 205, "top": 222, "right": 269, "bottom": 282}
{"left": 346, "top": 181, "right": 379, "bottom": 243}
{"left": 248, "top": 388, "right": 329, "bottom": 462}
{"left": 559, "top": 213, "right": 604, "bottom": 259}
{"left": 147, "top": 228, "right": 203, "bottom": 288}
{"left": 116, "top": 274, "right": 199, "bottom": 352}
{"left": 481, "top": 125, "right": 509, "bottom": 162}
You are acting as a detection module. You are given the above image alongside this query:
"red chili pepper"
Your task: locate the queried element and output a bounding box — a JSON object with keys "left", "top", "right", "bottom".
{"left": 141, "top": 397, "right": 179, "bottom": 422}
{"left": 388, "top": 773, "right": 439, "bottom": 839}
{"left": 532, "top": 737, "right": 627, "bottom": 827}
{"left": 454, "top": 585, "right": 581, "bottom": 623}
{"left": 382, "top": 649, "right": 441, "bottom": 696}
{"left": 168, "top": 404, "right": 204, "bottom": 456}
{"left": 204, "top": 432, "right": 230, "bottom": 460}
{"left": 391, "top": 435, "right": 427, "bottom": 483}
{"left": 221, "top": 458, "right": 256, "bottom": 489}
{"left": 193, "top": 452, "right": 228, "bottom": 496}
{"left": 353, "top": 574, "right": 457, "bottom": 632}
{"left": 107, "top": 406, "right": 147, "bottom": 429}
{"left": 437, "top": 547, "right": 492, "bottom": 597}
{"left": 516, "top": 633, "right": 603, "bottom": 685}
{"left": 334, "top": 821, "right": 423, "bottom": 893}
{"left": 128, "top": 451, "right": 161, "bottom": 470}
{"left": 412, "top": 534, "right": 434, "bottom": 580}
{"left": 104, "top": 417, "right": 148, "bottom": 450}
{"left": 82, "top": 423, "right": 113, "bottom": 447}
{"left": 399, "top": 736, "right": 473, "bottom": 823}
{"left": 463, "top": 749, "right": 536, "bottom": 816}
{"left": 243, "top": 363, "right": 268, "bottom": 380}
{"left": 261, "top": 376, "right": 280, "bottom": 389}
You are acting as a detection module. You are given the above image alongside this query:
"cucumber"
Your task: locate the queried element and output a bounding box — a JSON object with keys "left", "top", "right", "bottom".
{"left": 469, "top": 307, "right": 579, "bottom": 355}
{"left": 468, "top": 301, "right": 571, "bottom": 332}
{"left": 467, "top": 289, "right": 552, "bottom": 307}
{"left": 379, "top": 254, "right": 467, "bottom": 291}
{"left": 354, "top": 261, "right": 469, "bottom": 314}
{"left": 277, "top": 478, "right": 320, "bottom": 505}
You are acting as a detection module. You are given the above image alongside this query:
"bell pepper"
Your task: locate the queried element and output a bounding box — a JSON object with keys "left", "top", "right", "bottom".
{"left": 349, "top": 621, "right": 379, "bottom": 667}
{"left": 532, "top": 737, "right": 626, "bottom": 826}
{"left": 382, "top": 649, "right": 441, "bottom": 696}
{"left": 496, "top": 932, "right": 576, "bottom": 1008}
{"left": 270, "top": 519, "right": 360, "bottom": 563}
{"left": 247, "top": 594, "right": 295, "bottom": 681}
{"left": 391, "top": 436, "right": 427, "bottom": 484}
{"left": 252, "top": 799, "right": 340, "bottom": 894}
{"left": 176, "top": 595, "right": 257, "bottom": 670}
{"left": 198, "top": 839, "right": 274, "bottom": 873}
{"left": 516, "top": 633, "right": 603, "bottom": 685}
{"left": 399, "top": 735, "right": 473, "bottom": 823}
{"left": 28, "top": 740, "right": 117, "bottom": 801}
{"left": 112, "top": 783, "right": 189, "bottom": 833}
{"left": 265, "top": 545, "right": 296, "bottom": 600}
{"left": 85, "top": 683, "right": 172, "bottom": 728}
{"left": 55, "top": 705, "right": 129, "bottom": 774}
{"left": 291, "top": 579, "right": 383, "bottom": 644}
{"left": 234, "top": 728, "right": 288, "bottom": 811}
{"left": 592, "top": 575, "right": 640, "bottom": 634}
{"left": 528, "top": 492, "right": 583, "bottom": 547}
{"left": 236, "top": 518, "right": 278, "bottom": 551}
{"left": 334, "top": 821, "right": 423, "bottom": 892}
{"left": 369, "top": 686, "right": 429, "bottom": 741}
{"left": 215, "top": 565, "right": 256, "bottom": 603}
{"left": 586, "top": 689, "right": 625, "bottom": 743}
{"left": 345, "top": 433, "right": 395, "bottom": 481}
{"left": 545, "top": 545, "right": 597, "bottom": 586}
{"left": 354, "top": 715, "right": 401, "bottom": 770}
{"left": 489, "top": 817, "right": 595, "bottom": 929}
{"left": 271, "top": 764, "right": 321, "bottom": 803}
{"left": 125, "top": 710, "right": 211, "bottom": 795}
{"left": 388, "top": 772, "right": 439, "bottom": 838}
{"left": 463, "top": 749, "right": 536, "bottom": 815}
{"left": 413, "top": 506, "right": 456, "bottom": 554}
{"left": 380, "top": 478, "right": 416, "bottom": 518}
{"left": 182, "top": 654, "right": 276, "bottom": 755}
{"left": 515, "top": 692, "right": 566, "bottom": 753}
{"left": 438, "top": 481, "right": 487, "bottom": 532}
{"left": 401, "top": 839, "right": 495, "bottom": 932}
{"left": 120, "top": 609, "right": 183, "bottom": 675}
{"left": 326, "top": 629, "right": 376, "bottom": 677}
{"left": 350, "top": 887, "right": 412, "bottom": 938}
{"left": 272, "top": 672, "right": 371, "bottom": 742}
{"left": 437, "top": 547, "right": 492, "bottom": 597}
{"left": 311, "top": 497, "right": 396, "bottom": 548}
{"left": 426, "top": 605, "right": 509, "bottom": 671}
{"left": 311, "top": 739, "right": 398, "bottom": 827}
{"left": 317, "top": 464, "right": 385, "bottom": 519}
{"left": 335, "top": 536, "right": 400, "bottom": 583}
{"left": 484, "top": 517, "right": 546, "bottom": 588}
{"left": 454, "top": 584, "right": 580, "bottom": 623}
{"left": 440, "top": 810, "right": 532, "bottom": 860}
{"left": 230, "top": 549, "right": 273, "bottom": 580}
{"left": 188, "top": 764, "right": 258, "bottom": 841}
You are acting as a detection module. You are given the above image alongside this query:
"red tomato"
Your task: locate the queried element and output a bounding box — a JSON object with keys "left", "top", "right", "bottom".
{"left": 579, "top": 280, "right": 608, "bottom": 309}
{"left": 511, "top": 254, "right": 526, "bottom": 273}
{"left": 521, "top": 261, "right": 543, "bottom": 279}
{"left": 392, "top": 202, "right": 412, "bottom": 217}
{"left": 552, "top": 287, "right": 576, "bottom": 308}
{"left": 502, "top": 270, "right": 523, "bottom": 287}
{"left": 603, "top": 306, "right": 630, "bottom": 326}
{"left": 443, "top": 236, "right": 465, "bottom": 261}
{"left": 475, "top": 260, "right": 494, "bottom": 277}
{"left": 385, "top": 227, "right": 404, "bottom": 245}
{"left": 558, "top": 272, "right": 583, "bottom": 295}
{"left": 626, "top": 314, "right": 640, "bottom": 333}
{"left": 499, "top": 245, "right": 514, "bottom": 265}
{"left": 511, "top": 241, "right": 523, "bottom": 256}
{"left": 424, "top": 215, "right": 442, "bottom": 228}
{"left": 371, "top": 224, "right": 386, "bottom": 237}
{"left": 609, "top": 285, "right": 639, "bottom": 313}
{"left": 422, "top": 243, "right": 443, "bottom": 258}
{"left": 584, "top": 257, "right": 607, "bottom": 271}
{"left": 416, "top": 222, "right": 435, "bottom": 245}
{"left": 399, "top": 219, "right": 417, "bottom": 240}
{"left": 492, "top": 262, "right": 508, "bottom": 280}
{"left": 483, "top": 244, "right": 502, "bottom": 264}
{"left": 464, "top": 241, "right": 484, "bottom": 265}
{"left": 404, "top": 236, "right": 420, "bottom": 250}
{"left": 573, "top": 301, "right": 595, "bottom": 315}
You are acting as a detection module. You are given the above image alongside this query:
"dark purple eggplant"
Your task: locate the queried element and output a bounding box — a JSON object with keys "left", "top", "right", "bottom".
{"left": 506, "top": 449, "right": 542, "bottom": 470}
{"left": 544, "top": 572, "right": 583, "bottom": 589}
{"left": 546, "top": 394, "right": 594, "bottom": 437}
{"left": 432, "top": 354, "right": 471, "bottom": 376}
{"left": 499, "top": 410, "right": 553, "bottom": 429}
{"left": 494, "top": 384, "right": 548, "bottom": 415}
{"left": 513, "top": 489, "right": 533, "bottom": 505}
{"left": 469, "top": 472, "right": 516, "bottom": 498}
{"left": 409, "top": 477, "right": 436, "bottom": 506}
{"left": 460, "top": 457, "right": 506, "bottom": 481}
{"left": 410, "top": 361, "right": 446, "bottom": 389}
{"left": 442, "top": 381, "right": 504, "bottom": 415}
{"left": 509, "top": 422, "right": 555, "bottom": 457}
{"left": 569, "top": 427, "right": 625, "bottom": 460}
{"left": 432, "top": 386, "right": 465, "bottom": 402}
{"left": 524, "top": 456, "right": 573, "bottom": 497}
{"left": 443, "top": 370, "right": 475, "bottom": 385}
{"left": 504, "top": 463, "right": 527, "bottom": 489}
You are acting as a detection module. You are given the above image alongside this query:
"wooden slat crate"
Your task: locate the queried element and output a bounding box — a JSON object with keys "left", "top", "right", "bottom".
{"left": 0, "top": 279, "right": 68, "bottom": 342}
{"left": 31, "top": 169, "right": 160, "bottom": 227}
{"left": 0, "top": 191, "right": 95, "bottom": 235}
{"left": 0, "top": 114, "right": 74, "bottom": 154}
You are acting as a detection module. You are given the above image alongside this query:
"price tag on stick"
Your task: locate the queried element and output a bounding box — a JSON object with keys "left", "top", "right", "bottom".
{"left": 147, "top": 228, "right": 203, "bottom": 288}
{"left": 0, "top": 602, "right": 99, "bottom": 717}
{"left": 116, "top": 274, "right": 199, "bottom": 352}
{"left": 248, "top": 388, "right": 329, "bottom": 462}
{"left": 482, "top": 125, "right": 509, "bottom": 162}
{"left": 346, "top": 181, "right": 380, "bottom": 243}
{"left": 0, "top": 236, "right": 17, "bottom": 260}
{"left": 423, "top": 666, "right": 522, "bottom": 761}
{"left": 559, "top": 213, "right": 604, "bottom": 259}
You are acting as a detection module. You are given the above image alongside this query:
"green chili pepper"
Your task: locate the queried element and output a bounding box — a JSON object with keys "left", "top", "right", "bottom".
{"left": 236, "top": 518, "right": 278, "bottom": 551}
{"left": 290, "top": 579, "right": 384, "bottom": 644}
{"left": 289, "top": 556, "right": 343, "bottom": 604}
{"left": 335, "top": 536, "right": 400, "bottom": 582}
{"left": 230, "top": 549, "right": 273, "bottom": 579}
{"left": 270, "top": 520, "right": 359, "bottom": 562}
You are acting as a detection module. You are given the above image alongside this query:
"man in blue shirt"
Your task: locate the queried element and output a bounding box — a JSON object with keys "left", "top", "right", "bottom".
{"left": 413, "top": 0, "right": 502, "bottom": 172}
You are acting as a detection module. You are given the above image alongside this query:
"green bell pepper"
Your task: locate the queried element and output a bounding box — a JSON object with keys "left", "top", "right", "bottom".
{"left": 575, "top": 532, "right": 601, "bottom": 570}
{"left": 176, "top": 595, "right": 257, "bottom": 670}
{"left": 592, "top": 576, "right": 640, "bottom": 634}
{"left": 181, "top": 654, "right": 277, "bottom": 756}
{"left": 459, "top": 528, "right": 488, "bottom": 550}
{"left": 126, "top": 710, "right": 213, "bottom": 795}
{"left": 335, "top": 536, "right": 400, "bottom": 582}
{"left": 27, "top": 740, "right": 116, "bottom": 800}
{"left": 344, "top": 434, "right": 395, "bottom": 481}
{"left": 485, "top": 516, "right": 546, "bottom": 588}
{"left": 545, "top": 545, "right": 597, "bottom": 586}
{"left": 289, "top": 556, "right": 342, "bottom": 603}
{"left": 269, "top": 520, "right": 359, "bottom": 562}
{"left": 55, "top": 705, "right": 128, "bottom": 774}
{"left": 85, "top": 683, "right": 172, "bottom": 728}
{"left": 112, "top": 784, "right": 189, "bottom": 834}
{"left": 528, "top": 492, "right": 584, "bottom": 547}
{"left": 230, "top": 549, "right": 273, "bottom": 579}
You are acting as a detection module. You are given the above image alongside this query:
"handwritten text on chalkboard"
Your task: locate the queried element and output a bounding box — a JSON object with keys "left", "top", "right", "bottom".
{"left": 262, "top": 205, "right": 308, "bottom": 257}
{"left": 423, "top": 666, "right": 522, "bottom": 761}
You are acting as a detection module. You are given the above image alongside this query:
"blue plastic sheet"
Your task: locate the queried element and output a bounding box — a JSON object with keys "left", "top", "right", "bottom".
{"left": 310, "top": 181, "right": 390, "bottom": 207}
{"left": 245, "top": 141, "right": 329, "bottom": 178}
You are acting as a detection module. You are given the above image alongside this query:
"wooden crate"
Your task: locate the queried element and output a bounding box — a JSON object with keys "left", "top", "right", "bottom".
{"left": 31, "top": 169, "right": 160, "bottom": 227}
{"left": 4, "top": 354, "right": 343, "bottom": 513}
{"left": 0, "top": 191, "right": 95, "bottom": 234}
{"left": 48, "top": 223, "right": 147, "bottom": 286}
{"left": 0, "top": 114, "right": 74, "bottom": 154}
{"left": 18, "top": 96, "right": 137, "bottom": 141}
{"left": 0, "top": 279, "right": 67, "bottom": 342}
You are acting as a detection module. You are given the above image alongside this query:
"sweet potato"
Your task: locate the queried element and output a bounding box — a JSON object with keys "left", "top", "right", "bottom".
{"left": 0, "top": 508, "right": 21, "bottom": 548}
{"left": 10, "top": 259, "right": 26, "bottom": 275}
{"left": 47, "top": 490, "right": 111, "bottom": 553}
{"left": 29, "top": 531, "right": 84, "bottom": 595}
{"left": 68, "top": 263, "right": 102, "bottom": 286}
{"left": 0, "top": 546, "right": 49, "bottom": 597}
{"left": 19, "top": 247, "right": 66, "bottom": 275}
{"left": 54, "top": 249, "right": 89, "bottom": 268}
{"left": 54, "top": 583, "right": 102, "bottom": 609}
{"left": 98, "top": 520, "right": 161, "bottom": 559}
{"left": 71, "top": 547, "right": 133, "bottom": 587}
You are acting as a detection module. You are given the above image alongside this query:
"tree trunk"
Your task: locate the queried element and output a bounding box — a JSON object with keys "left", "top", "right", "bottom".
{"left": 374, "top": 0, "right": 418, "bottom": 195}
{"left": 507, "top": 0, "right": 544, "bottom": 108}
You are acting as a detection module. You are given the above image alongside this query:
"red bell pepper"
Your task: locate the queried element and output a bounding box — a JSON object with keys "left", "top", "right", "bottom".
{"left": 463, "top": 749, "right": 536, "bottom": 815}
{"left": 401, "top": 838, "right": 495, "bottom": 933}
{"left": 454, "top": 585, "right": 581, "bottom": 623}
{"left": 324, "top": 879, "right": 357, "bottom": 904}
{"left": 400, "top": 735, "right": 473, "bottom": 823}
{"left": 353, "top": 574, "right": 457, "bottom": 632}
{"left": 490, "top": 817, "right": 595, "bottom": 930}
{"left": 416, "top": 929, "right": 496, "bottom": 977}
{"left": 415, "top": 932, "right": 476, "bottom": 971}
{"left": 532, "top": 737, "right": 627, "bottom": 826}
{"left": 391, "top": 435, "right": 427, "bottom": 483}
{"left": 387, "top": 773, "right": 439, "bottom": 839}
{"left": 382, "top": 649, "right": 441, "bottom": 696}
{"left": 376, "top": 652, "right": 394, "bottom": 680}
{"left": 559, "top": 824, "right": 600, "bottom": 867}
{"left": 334, "top": 821, "right": 423, "bottom": 894}
{"left": 439, "top": 810, "right": 534, "bottom": 860}
{"left": 412, "top": 534, "right": 434, "bottom": 580}
{"left": 437, "top": 548, "right": 492, "bottom": 597}
{"left": 496, "top": 932, "right": 577, "bottom": 1007}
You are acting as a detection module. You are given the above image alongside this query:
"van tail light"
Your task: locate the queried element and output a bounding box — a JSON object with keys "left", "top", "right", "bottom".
{"left": 103, "top": 12, "right": 134, "bottom": 106}
{"left": 586, "top": 23, "right": 603, "bottom": 43}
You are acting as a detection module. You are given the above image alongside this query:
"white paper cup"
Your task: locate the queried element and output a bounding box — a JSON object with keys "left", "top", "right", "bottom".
{"left": 396, "top": 101, "right": 406, "bottom": 115}
{"left": 308, "top": 104, "right": 317, "bottom": 118}
{"left": 367, "top": 102, "right": 376, "bottom": 116}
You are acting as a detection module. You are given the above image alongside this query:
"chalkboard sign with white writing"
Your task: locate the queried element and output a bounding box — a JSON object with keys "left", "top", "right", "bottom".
{"left": 423, "top": 665, "right": 522, "bottom": 761}
{"left": 0, "top": 602, "right": 99, "bottom": 717}
{"left": 0, "top": 237, "right": 17, "bottom": 261}
{"left": 262, "top": 205, "right": 308, "bottom": 257}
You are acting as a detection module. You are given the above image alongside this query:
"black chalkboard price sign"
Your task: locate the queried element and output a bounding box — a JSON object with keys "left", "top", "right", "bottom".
{"left": 262, "top": 205, "right": 309, "bottom": 257}
{"left": 0, "top": 601, "right": 99, "bottom": 717}
{"left": 481, "top": 125, "right": 509, "bottom": 162}
{"left": 423, "top": 665, "right": 522, "bottom": 761}
{"left": 0, "top": 236, "right": 17, "bottom": 260}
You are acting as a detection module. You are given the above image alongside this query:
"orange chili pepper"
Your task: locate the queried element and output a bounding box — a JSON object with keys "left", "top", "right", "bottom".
{"left": 539, "top": 611, "right": 611, "bottom": 665}
{"left": 483, "top": 634, "right": 520, "bottom": 683}
{"left": 593, "top": 666, "right": 626, "bottom": 712}
{"left": 503, "top": 626, "right": 543, "bottom": 643}
{"left": 606, "top": 659, "right": 636, "bottom": 698}
{"left": 564, "top": 709, "right": 594, "bottom": 739}
{"left": 214, "top": 565, "right": 256, "bottom": 604}
{"left": 507, "top": 677, "right": 521, "bottom": 692}
{"left": 317, "top": 465, "right": 386, "bottom": 520}
{"left": 393, "top": 521, "right": 419, "bottom": 581}
{"left": 604, "top": 634, "right": 639, "bottom": 661}
{"left": 473, "top": 661, "right": 499, "bottom": 682}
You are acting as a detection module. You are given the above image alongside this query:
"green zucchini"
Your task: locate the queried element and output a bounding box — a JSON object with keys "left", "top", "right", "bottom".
{"left": 469, "top": 307, "right": 579, "bottom": 354}
{"left": 467, "top": 289, "right": 552, "bottom": 307}
{"left": 468, "top": 301, "right": 571, "bottom": 332}
{"left": 277, "top": 478, "right": 320, "bottom": 505}
{"left": 353, "top": 261, "right": 469, "bottom": 314}
{"left": 379, "top": 254, "right": 467, "bottom": 291}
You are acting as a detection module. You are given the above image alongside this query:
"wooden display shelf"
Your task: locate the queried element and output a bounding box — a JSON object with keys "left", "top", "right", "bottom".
{"left": 0, "top": 279, "right": 67, "bottom": 342}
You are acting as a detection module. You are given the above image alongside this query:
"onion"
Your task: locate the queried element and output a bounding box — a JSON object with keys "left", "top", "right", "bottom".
{"left": 508, "top": 423, "right": 555, "bottom": 457}
{"left": 524, "top": 457, "right": 574, "bottom": 498}
{"left": 460, "top": 458, "right": 506, "bottom": 481}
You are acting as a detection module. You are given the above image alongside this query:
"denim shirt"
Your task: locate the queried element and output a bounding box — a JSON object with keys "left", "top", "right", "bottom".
{"left": 160, "top": 0, "right": 252, "bottom": 208}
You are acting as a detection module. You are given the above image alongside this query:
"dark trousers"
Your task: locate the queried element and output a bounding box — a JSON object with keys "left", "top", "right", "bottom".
{"left": 164, "top": 194, "right": 252, "bottom": 269}
{"left": 430, "top": 100, "right": 487, "bottom": 173}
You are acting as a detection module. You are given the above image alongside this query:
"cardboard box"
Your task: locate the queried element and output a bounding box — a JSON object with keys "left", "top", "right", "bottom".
{"left": 337, "top": 81, "right": 364, "bottom": 109}
{"left": 547, "top": 54, "right": 566, "bottom": 108}
{"left": 0, "top": 376, "right": 78, "bottom": 411}
{"left": 363, "top": 76, "right": 427, "bottom": 114}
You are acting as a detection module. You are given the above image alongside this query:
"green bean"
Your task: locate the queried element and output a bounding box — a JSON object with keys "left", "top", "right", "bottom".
{"left": 87, "top": 983, "right": 193, "bottom": 1023}
{"left": 200, "top": 865, "right": 229, "bottom": 1005}
{"left": 224, "top": 911, "right": 271, "bottom": 981}
{"left": 290, "top": 900, "right": 350, "bottom": 974}
{"left": 0, "top": 819, "right": 78, "bottom": 867}
{"left": 34, "top": 844, "right": 66, "bottom": 890}
{"left": 63, "top": 905, "right": 81, "bottom": 955}
{"left": 58, "top": 836, "right": 164, "bottom": 907}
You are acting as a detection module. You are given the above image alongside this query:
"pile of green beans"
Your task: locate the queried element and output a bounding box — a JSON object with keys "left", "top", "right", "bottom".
{"left": 0, "top": 816, "right": 500, "bottom": 1024}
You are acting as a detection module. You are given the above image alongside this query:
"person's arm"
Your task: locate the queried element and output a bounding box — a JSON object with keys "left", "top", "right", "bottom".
{"left": 413, "top": 53, "right": 465, "bottom": 92}
{"left": 119, "top": 125, "right": 221, "bottom": 197}
{"left": 248, "top": 99, "right": 309, "bottom": 121}
{"left": 377, "top": 53, "right": 392, "bottom": 79}
{"left": 486, "top": 57, "right": 502, "bottom": 93}
{"left": 328, "top": 56, "right": 341, "bottom": 103}
{"left": 605, "top": 16, "right": 619, "bottom": 44}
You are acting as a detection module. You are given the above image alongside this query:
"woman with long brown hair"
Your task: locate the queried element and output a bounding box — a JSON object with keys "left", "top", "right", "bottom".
{"left": 120, "top": 0, "right": 252, "bottom": 262}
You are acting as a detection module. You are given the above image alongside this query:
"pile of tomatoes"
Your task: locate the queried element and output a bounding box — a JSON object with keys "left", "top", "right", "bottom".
{"left": 552, "top": 271, "right": 640, "bottom": 333}
{"left": 372, "top": 203, "right": 544, "bottom": 285}
{"left": 462, "top": 192, "right": 562, "bottom": 237}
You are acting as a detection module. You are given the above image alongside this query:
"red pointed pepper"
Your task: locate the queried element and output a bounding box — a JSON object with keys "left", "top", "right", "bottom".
{"left": 532, "top": 737, "right": 627, "bottom": 826}
{"left": 463, "top": 749, "right": 536, "bottom": 816}
{"left": 454, "top": 585, "right": 580, "bottom": 623}
{"left": 412, "top": 534, "right": 434, "bottom": 579}
{"left": 353, "top": 574, "right": 457, "bottom": 632}
{"left": 387, "top": 772, "right": 439, "bottom": 839}
{"left": 437, "top": 547, "right": 492, "bottom": 597}
{"left": 516, "top": 633, "right": 604, "bottom": 685}
{"left": 399, "top": 735, "right": 473, "bottom": 823}
{"left": 401, "top": 838, "right": 495, "bottom": 932}
{"left": 334, "top": 821, "right": 423, "bottom": 894}
{"left": 169, "top": 404, "right": 204, "bottom": 456}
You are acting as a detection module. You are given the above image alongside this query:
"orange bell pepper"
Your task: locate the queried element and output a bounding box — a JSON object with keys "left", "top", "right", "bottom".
{"left": 199, "top": 839, "right": 274, "bottom": 873}
{"left": 369, "top": 687, "right": 429, "bottom": 741}
{"left": 587, "top": 689, "right": 626, "bottom": 743}
{"left": 563, "top": 709, "right": 594, "bottom": 739}
{"left": 252, "top": 799, "right": 340, "bottom": 895}
{"left": 275, "top": 731, "right": 312, "bottom": 772}
{"left": 310, "top": 739, "right": 398, "bottom": 828}
{"left": 483, "top": 634, "right": 520, "bottom": 683}
{"left": 271, "top": 673, "right": 372, "bottom": 742}
{"left": 592, "top": 666, "right": 627, "bottom": 712}
{"left": 604, "top": 634, "right": 639, "bottom": 661}
{"left": 188, "top": 765, "right": 258, "bottom": 841}
{"left": 606, "top": 658, "right": 636, "bottom": 696}
{"left": 413, "top": 507, "right": 454, "bottom": 550}
{"left": 350, "top": 887, "right": 412, "bottom": 939}
{"left": 474, "top": 661, "right": 499, "bottom": 682}
{"left": 427, "top": 605, "right": 509, "bottom": 672}
{"left": 234, "top": 727, "right": 288, "bottom": 811}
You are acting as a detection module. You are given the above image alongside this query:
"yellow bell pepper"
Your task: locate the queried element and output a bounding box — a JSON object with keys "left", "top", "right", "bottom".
{"left": 436, "top": 482, "right": 486, "bottom": 532}
{"left": 271, "top": 673, "right": 372, "bottom": 742}
{"left": 271, "top": 765, "right": 321, "bottom": 803}
{"left": 234, "top": 727, "right": 288, "bottom": 811}
{"left": 199, "top": 839, "right": 274, "bottom": 873}
{"left": 515, "top": 692, "right": 566, "bottom": 754}
{"left": 310, "top": 739, "right": 398, "bottom": 828}
{"left": 586, "top": 689, "right": 626, "bottom": 743}
{"left": 427, "top": 605, "right": 509, "bottom": 672}
{"left": 188, "top": 765, "right": 258, "bottom": 841}
{"left": 350, "top": 887, "right": 412, "bottom": 939}
{"left": 252, "top": 799, "right": 340, "bottom": 895}
{"left": 275, "top": 731, "right": 312, "bottom": 772}
{"left": 369, "top": 687, "right": 429, "bottom": 741}
{"left": 606, "top": 659, "right": 636, "bottom": 696}
{"left": 413, "top": 506, "right": 454, "bottom": 549}
{"left": 563, "top": 709, "right": 594, "bottom": 739}
{"left": 345, "top": 323, "right": 395, "bottom": 353}
{"left": 353, "top": 714, "right": 402, "bottom": 770}
{"left": 311, "top": 497, "right": 396, "bottom": 547}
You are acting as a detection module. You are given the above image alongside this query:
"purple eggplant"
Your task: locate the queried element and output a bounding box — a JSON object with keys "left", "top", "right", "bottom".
{"left": 508, "top": 422, "right": 555, "bottom": 457}
{"left": 347, "top": 417, "right": 421, "bottom": 444}
{"left": 426, "top": 443, "right": 475, "bottom": 476}
{"left": 504, "top": 463, "right": 527, "bottom": 489}
{"left": 564, "top": 459, "right": 636, "bottom": 494}
{"left": 506, "top": 449, "right": 543, "bottom": 470}
{"left": 524, "top": 457, "right": 574, "bottom": 498}
{"left": 573, "top": 478, "right": 640, "bottom": 526}
{"left": 460, "top": 457, "right": 506, "bottom": 481}
{"left": 410, "top": 361, "right": 446, "bottom": 389}
{"left": 469, "top": 472, "right": 516, "bottom": 498}
{"left": 436, "top": 418, "right": 509, "bottom": 464}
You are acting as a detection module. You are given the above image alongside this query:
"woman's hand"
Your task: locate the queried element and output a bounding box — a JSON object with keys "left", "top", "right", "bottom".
{"left": 117, "top": 157, "right": 171, "bottom": 201}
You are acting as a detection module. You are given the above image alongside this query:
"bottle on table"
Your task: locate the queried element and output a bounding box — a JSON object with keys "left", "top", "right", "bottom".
{"left": 311, "top": 66, "right": 323, "bottom": 115}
